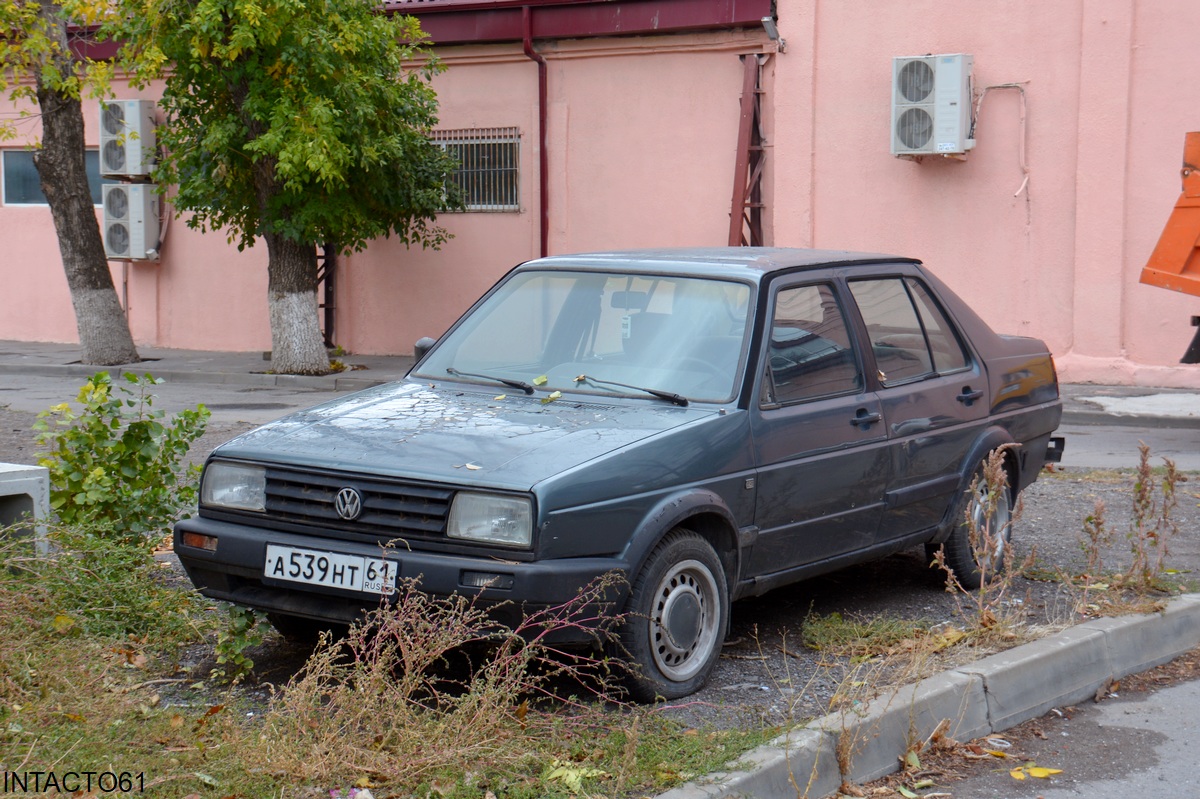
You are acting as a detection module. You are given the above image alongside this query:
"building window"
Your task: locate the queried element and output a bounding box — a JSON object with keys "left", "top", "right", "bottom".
{"left": 433, "top": 127, "right": 520, "bottom": 212}
{"left": 1, "top": 149, "right": 116, "bottom": 206}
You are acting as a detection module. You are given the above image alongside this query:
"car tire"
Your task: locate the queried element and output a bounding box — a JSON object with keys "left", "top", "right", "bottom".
{"left": 618, "top": 529, "right": 728, "bottom": 702}
{"left": 266, "top": 612, "right": 346, "bottom": 645}
{"left": 936, "top": 459, "right": 1015, "bottom": 591}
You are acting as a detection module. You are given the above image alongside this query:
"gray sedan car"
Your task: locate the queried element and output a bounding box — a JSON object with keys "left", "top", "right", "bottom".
{"left": 174, "top": 248, "right": 1064, "bottom": 700}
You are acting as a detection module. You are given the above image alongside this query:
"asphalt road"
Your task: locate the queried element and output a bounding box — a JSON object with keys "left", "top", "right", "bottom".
{"left": 0, "top": 372, "right": 347, "bottom": 425}
{"left": 1058, "top": 422, "right": 1200, "bottom": 471}
{"left": 923, "top": 657, "right": 1200, "bottom": 798}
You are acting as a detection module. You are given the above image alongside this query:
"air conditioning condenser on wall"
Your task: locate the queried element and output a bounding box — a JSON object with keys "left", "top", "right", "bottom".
{"left": 891, "top": 54, "right": 974, "bottom": 157}
{"left": 102, "top": 183, "right": 159, "bottom": 260}
{"left": 99, "top": 100, "right": 157, "bottom": 178}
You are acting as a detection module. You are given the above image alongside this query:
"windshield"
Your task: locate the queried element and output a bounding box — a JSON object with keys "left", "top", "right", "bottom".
{"left": 415, "top": 270, "right": 753, "bottom": 402}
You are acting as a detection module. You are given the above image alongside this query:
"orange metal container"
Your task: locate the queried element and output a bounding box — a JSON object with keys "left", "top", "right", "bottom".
{"left": 1141, "top": 132, "right": 1200, "bottom": 298}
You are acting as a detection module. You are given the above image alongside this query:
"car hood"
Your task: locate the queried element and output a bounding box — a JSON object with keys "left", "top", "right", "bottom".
{"left": 211, "top": 380, "right": 716, "bottom": 491}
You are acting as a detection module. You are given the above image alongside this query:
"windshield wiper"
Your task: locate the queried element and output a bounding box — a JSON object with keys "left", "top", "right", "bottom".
{"left": 445, "top": 368, "right": 535, "bottom": 395}
{"left": 574, "top": 375, "right": 689, "bottom": 407}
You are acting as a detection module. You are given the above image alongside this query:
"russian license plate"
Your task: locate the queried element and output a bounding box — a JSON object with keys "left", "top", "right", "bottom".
{"left": 264, "top": 544, "right": 397, "bottom": 595}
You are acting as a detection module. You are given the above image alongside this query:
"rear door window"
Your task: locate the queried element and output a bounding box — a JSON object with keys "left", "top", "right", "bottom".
{"left": 848, "top": 277, "right": 970, "bottom": 385}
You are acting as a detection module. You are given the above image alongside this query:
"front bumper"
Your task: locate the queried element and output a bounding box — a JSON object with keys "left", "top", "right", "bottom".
{"left": 174, "top": 516, "right": 628, "bottom": 640}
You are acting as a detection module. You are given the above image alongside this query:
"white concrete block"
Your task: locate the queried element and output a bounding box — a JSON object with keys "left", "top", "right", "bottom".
{"left": 0, "top": 462, "right": 50, "bottom": 553}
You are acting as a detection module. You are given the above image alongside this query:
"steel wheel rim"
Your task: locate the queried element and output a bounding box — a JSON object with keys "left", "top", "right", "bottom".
{"left": 970, "top": 482, "right": 1012, "bottom": 573}
{"left": 648, "top": 558, "right": 720, "bottom": 682}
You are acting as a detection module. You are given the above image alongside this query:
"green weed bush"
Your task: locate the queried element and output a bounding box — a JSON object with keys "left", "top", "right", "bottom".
{"left": 34, "top": 371, "right": 210, "bottom": 546}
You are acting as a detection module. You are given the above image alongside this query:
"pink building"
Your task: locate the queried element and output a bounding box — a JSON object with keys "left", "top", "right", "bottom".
{"left": 3, "top": 0, "right": 1199, "bottom": 387}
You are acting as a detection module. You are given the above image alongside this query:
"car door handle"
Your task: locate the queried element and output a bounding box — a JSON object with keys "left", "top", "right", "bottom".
{"left": 956, "top": 387, "right": 984, "bottom": 406}
{"left": 850, "top": 409, "right": 882, "bottom": 429}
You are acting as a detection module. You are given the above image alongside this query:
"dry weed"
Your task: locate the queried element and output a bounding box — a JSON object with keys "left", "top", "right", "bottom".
{"left": 258, "top": 573, "right": 628, "bottom": 791}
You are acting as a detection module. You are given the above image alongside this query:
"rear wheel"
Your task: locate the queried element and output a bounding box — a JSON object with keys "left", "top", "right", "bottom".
{"left": 935, "top": 460, "right": 1014, "bottom": 590}
{"left": 618, "top": 529, "right": 728, "bottom": 702}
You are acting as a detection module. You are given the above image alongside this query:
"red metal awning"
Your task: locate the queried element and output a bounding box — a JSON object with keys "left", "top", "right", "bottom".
{"left": 383, "top": 0, "right": 773, "bottom": 45}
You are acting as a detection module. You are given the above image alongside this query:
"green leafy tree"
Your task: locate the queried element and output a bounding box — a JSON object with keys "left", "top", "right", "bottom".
{"left": 0, "top": 0, "right": 140, "bottom": 365}
{"left": 117, "top": 0, "right": 460, "bottom": 374}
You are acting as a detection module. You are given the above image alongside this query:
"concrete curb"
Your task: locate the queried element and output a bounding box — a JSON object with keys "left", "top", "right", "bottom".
{"left": 657, "top": 594, "right": 1200, "bottom": 799}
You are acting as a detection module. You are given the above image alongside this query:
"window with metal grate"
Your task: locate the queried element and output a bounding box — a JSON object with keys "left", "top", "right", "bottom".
{"left": 433, "top": 127, "right": 520, "bottom": 212}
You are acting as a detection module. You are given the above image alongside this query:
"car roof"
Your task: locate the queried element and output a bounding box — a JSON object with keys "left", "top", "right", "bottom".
{"left": 520, "top": 247, "right": 921, "bottom": 281}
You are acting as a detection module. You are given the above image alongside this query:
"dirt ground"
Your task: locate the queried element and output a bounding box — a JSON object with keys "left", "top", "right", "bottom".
{"left": 3, "top": 403, "right": 1198, "bottom": 732}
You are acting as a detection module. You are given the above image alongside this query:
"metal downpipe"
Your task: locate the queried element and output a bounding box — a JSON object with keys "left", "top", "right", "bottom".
{"left": 522, "top": 5, "right": 549, "bottom": 257}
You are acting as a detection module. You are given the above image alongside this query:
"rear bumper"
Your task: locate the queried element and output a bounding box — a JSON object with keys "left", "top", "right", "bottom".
{"left": 174, "top": 516, "right": 628, "bottom": 640}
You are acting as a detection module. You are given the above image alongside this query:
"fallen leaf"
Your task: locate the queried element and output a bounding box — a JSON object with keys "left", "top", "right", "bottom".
{"left": 494, "top": 394, "right": 506, "bottom": 400}
{"left": 1027, "top": 766, "right": 1063, "bottom": 778}
{"left": 533, "top": 375, "right": 548, "bottom": 386}
{"left": 1010, "top": 767, "right": 1026, "bottom": 780}
{"left": 904, "top": 750, "right": 921, "bottom": 770}
{"left": 540, "top": 390, "right": 562, "bottom": 405}
{"left": 51, "top": 613, "right": 76, "bottom": 633}
{"left": 897, "top": 786, "right": 919, "bottom": 798}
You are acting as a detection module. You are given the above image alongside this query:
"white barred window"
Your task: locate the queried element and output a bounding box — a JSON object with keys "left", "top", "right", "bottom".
{"left": 434, "top": 127, "right": 520, "bottom": 212}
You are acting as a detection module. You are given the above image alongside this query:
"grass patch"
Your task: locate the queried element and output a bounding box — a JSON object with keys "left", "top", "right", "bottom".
{"left": 0, "top": 532, "right": 770, "bottom": 798}
{"left": 802, "top": 611, "right": 931, "bottom": 660}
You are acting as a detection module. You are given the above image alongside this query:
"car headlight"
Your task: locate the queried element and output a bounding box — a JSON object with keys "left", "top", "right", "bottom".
{"left": 201, "top": 462, "right": 266, "bottom": 512}
{"left": 447, "top": 492, "right": 532, "bottom": 547}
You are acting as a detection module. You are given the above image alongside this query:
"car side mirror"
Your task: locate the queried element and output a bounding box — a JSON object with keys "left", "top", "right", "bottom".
{"left": 414, "top": 336, "right": 437, "bottom": 362}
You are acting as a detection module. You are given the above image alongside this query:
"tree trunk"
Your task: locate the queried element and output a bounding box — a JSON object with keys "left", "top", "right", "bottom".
{"left": 265, "top": 233, "right": 331, "bottom": 375}
{"left": 34, "top": 0, "right": 140, "bottom": 366}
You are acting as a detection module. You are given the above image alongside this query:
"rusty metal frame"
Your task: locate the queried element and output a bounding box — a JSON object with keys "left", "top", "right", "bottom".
{"left": 317, "top": 244, "right": 337, "bottom": 348}
{"left": 729, "top": 53, "right": 768, "bottom": 247}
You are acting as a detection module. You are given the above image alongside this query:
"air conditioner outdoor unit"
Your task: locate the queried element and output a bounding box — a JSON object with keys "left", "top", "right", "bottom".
{"left": 99, "top": 100, "right": 157, "bottom": 177}
{"left": 102, "top": 183, "right": 159, "bottom": 260}
{"left": 891, "top": 54, "right": 974, "bottom": 157}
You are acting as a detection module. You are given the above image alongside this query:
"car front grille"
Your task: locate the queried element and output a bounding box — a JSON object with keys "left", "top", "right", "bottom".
{"left": 263, "top": 467, "right": 453, "bottom": 541}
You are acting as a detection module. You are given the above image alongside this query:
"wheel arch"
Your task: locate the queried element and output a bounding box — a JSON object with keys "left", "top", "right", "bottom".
{"left": 620, "top": 489, "right": 741, "bottom": 591}
{"left": 930, "top": 426, "right": 1021, "bottom": 544}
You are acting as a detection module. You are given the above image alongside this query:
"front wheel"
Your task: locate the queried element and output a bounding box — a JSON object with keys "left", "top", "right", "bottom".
{"left": 617, "top": 529, "right": 728, "bottom": 702}
{"left": 934, "top": 460, "right": 1015, "bottom": 591}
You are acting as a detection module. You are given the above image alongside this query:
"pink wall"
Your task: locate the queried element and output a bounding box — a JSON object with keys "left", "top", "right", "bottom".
{"left": 2, "top": 2, "right": 1199, "bottom": 388}
{"left": 770, "top": 0, "right": 1200, "bottom": 387}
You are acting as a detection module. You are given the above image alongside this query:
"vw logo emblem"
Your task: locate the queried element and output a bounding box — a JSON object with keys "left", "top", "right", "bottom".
{"left": 334, "top": 487, "right": 363, "bottom": 521}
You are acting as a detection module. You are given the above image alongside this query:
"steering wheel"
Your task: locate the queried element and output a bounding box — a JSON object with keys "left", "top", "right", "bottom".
{"left": 680, "top": 357, "right": 725, "bottom": 378}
